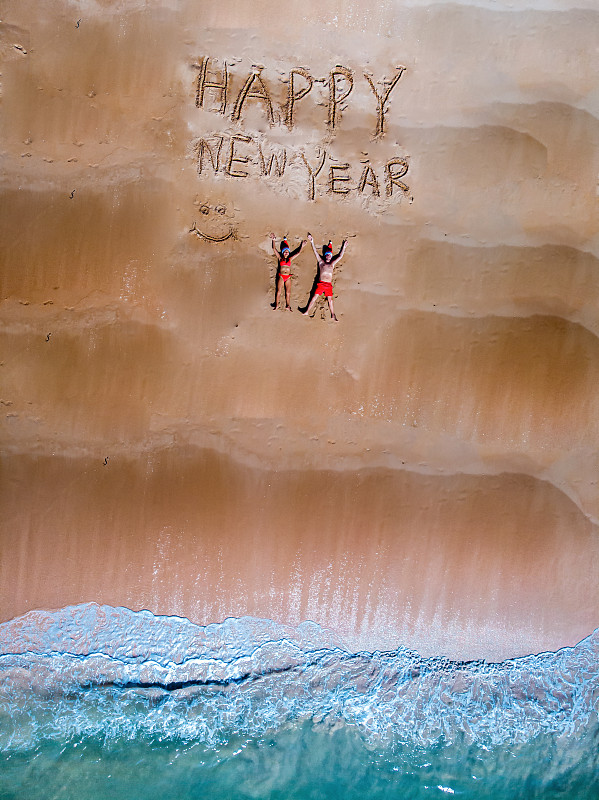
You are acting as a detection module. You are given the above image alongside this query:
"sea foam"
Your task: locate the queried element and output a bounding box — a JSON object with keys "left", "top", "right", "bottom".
{"left": 0, "top": 604, "right": 597, "bottom": 751}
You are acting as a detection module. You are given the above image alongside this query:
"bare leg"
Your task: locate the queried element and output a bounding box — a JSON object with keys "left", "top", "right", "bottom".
{"left": 284, "top": 279, "right": 292, "bottom": 310}
{"left": 302, "top": 292, "right": 319, "bottom": 316}
{"left": 273, "top": 275, "right": 282, "bottom": 309}
{"left": 327, "top": 296, "right": 338, "bottom": 321}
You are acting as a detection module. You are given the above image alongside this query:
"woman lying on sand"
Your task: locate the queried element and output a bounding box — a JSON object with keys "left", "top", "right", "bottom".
{"left": 270, "top": 233, "right": 306, "bottom": 311}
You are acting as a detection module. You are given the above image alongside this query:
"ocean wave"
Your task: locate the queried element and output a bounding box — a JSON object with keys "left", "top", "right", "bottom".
{"left": 0, "top": 604, "right": 597, "bottom": 751}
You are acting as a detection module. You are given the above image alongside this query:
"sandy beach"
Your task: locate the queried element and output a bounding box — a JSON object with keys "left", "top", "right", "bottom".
{"left": 1, "top": 0, "right": 598, "bottom": 660}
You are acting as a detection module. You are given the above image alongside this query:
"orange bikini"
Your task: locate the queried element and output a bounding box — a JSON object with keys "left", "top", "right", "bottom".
{"left": 279, "top": 256, "right": 291, "bottom": 281}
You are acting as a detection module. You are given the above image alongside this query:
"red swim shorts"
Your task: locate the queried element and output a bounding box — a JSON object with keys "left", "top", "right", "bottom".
{"left": 315, "top": 281, "right": 333, "bottom": 297}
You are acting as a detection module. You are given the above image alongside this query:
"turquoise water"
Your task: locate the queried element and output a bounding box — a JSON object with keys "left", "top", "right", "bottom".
{"left": 1, "top": 605, "right": 597, "bottom": 799}
{"left": 2, "top": 721, "right": 599, "bottom": 800}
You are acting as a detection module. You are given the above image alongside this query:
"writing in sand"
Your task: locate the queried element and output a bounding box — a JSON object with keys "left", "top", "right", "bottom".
{"left": 192, "top": 58, "right": 411, "bottom": 204}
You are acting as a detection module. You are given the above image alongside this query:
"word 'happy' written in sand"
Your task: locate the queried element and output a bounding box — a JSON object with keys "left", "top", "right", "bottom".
{"left": 192, "top": 58, "right": 411, "bottom": 205}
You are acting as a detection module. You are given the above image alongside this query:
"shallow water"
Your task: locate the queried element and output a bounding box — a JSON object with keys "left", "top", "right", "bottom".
{"left": 2, "top": 721, "right": 599, "bottom": 800}
{"left": 0, "top": 605, "right": 597, "bottom": 799}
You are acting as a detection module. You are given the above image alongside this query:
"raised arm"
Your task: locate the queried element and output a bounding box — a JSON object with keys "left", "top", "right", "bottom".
{"left": 289, "top": 240, "right": 307, "bottom": 261}
{"left": 307, "top": 233, "right": 320, "bottom": 258}
{"left": 269, "top": 232, "right": 279, "bottom": 258}
{"left": 332, "top": 239, "right": 347, "bottom": 264}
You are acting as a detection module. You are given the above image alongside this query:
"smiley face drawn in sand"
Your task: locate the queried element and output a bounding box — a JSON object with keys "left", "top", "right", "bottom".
{"left": 190, "top": 201, "right": 238, "bottom": 242}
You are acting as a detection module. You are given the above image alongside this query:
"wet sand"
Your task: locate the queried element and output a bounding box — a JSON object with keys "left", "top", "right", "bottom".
{"left": 2, "top": 450, "right": 599, "bottom": 660}
{"left": 1, "top": 0, "right": 598, "bottom": 659}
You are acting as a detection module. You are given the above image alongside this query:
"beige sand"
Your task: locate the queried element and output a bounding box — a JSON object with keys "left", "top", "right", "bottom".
{"left": 1, "top": 0, "right": 598, "bottom": 659}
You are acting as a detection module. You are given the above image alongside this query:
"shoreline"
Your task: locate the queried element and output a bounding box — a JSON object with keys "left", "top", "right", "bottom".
{"left": 3, "top": 449, "right": 598, "bottom": 661}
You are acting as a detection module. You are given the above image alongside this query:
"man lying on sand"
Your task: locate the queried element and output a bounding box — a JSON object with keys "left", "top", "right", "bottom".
{"left": 302, "top": 234, "right": 347, "bottom": 321}
{"left": 270, "top": 233, "right": 306, "bottom": 311}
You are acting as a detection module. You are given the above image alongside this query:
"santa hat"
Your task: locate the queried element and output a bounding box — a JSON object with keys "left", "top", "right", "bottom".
{"left": 281, "top": 239, "right": 290, "bottom": 253}
{"left": 323, "top": 240, "right": 333, "bottom": 255}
